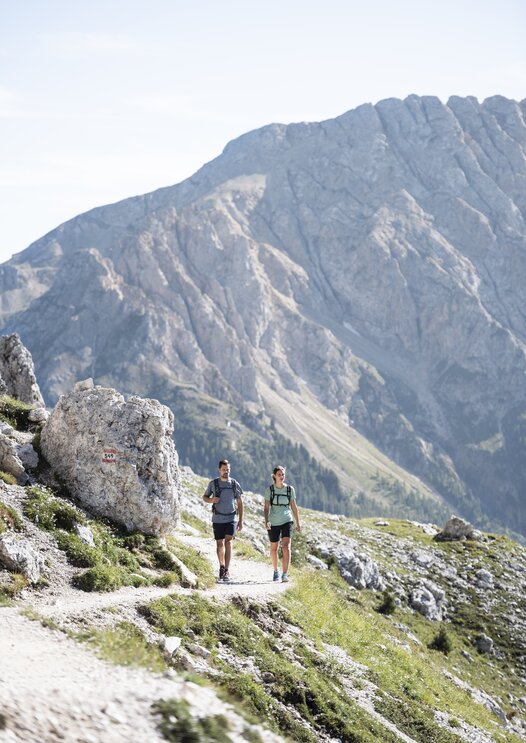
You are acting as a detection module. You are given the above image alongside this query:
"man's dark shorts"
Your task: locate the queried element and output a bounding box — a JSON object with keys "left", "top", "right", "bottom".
{"left": 267, "top": 521, "right": 294, "bottom": 542}
{"left": 213, "top": 522, "right": 236, "bottom": 541}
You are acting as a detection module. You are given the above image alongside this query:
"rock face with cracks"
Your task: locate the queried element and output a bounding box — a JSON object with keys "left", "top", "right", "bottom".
{"left": 0, "top": 333, "right": 45, "bottom": 406}
{"left": 40, "top": 384, "right": 180, "bottom": 535}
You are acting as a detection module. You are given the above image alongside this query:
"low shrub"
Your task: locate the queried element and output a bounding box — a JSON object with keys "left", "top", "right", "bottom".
{"left": 54, "top": 531, "right": 100, "bottom": 567}
{"left": 152, "top": 548, "right": 178, "bottom": 571}
{"left": 152, "top": 698, "right": 231, "bottom": 743}
{"left": 428, "top": 626, "right": 453, "bottom": 656}
{"left": 24, "top": 486, "right": 85, "bottom": 531}
{"left": 377, "top": 590, "right": 397, "bottom": 616}
{"left": 152, "top": 572, "right": 179, "bottom": 587}
{"left": 0, "top": 500, "right": 23, "bottom": 532}
{"left": 73, "top": 565, "right": 126, "bottom": 592}
{"left": 123, "top": 532, "right": 145, "bottom": 550}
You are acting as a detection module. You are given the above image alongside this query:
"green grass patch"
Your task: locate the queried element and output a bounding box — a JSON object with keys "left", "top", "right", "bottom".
{"left": 0, "top": 471, "right": 17, "bottom": 485}
{"left": 0, "top": 572, "right": 28, "bottom": 602}
{"left": 152, "top": 698, "right": 231, "bottom": 742}
{"left": 357, "top": 517, "right": 436, "bottom": 544}
{"left": 72, "top": 565, "right": 130, "bottom": 592}
{"left": 22, "top": 489, "right": 186, "bottom": 590}
{"left": 166, "top": 536, "right": 216, "bottom": 588}
{"left": 230, "top": 534, "right": 266, "bottom": 562}
{"left": 140, "top": 593, "right": 406, "bottom": 742}
{"left": 180, "top": 510, "right": 209, "bottom": 536}
{"left": 77, "top": 621, "right": 167, "bottom": 672}
{"left": 53, "top": 531, "right": 101, "bottom": 567}
{"left": 0, "top": 500, "right": 23, "bottom": 532}
{"left": 375, "top": 692, "right": 464, "bottom": 742}
{"left": 0, "top": 395, "right": 35, "bottom": 430}
{"left": 21, "top": 607, "right": 61, "bottom": 631}
{"left": 282, "top": 570, "right": 515, "bottom": 740}
{"left": 24, "top": 486, "right": 86, "bottom": 531}
{"left": 152, "top": 572, "right": 180, "bottom": 587}
{"left": 140, "top": 593, "right": 254, "bottom": 652}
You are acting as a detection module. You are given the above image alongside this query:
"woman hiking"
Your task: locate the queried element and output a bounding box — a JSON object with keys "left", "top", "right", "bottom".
{"left": 264, "top": 465, "right": 301, "bottom": 582}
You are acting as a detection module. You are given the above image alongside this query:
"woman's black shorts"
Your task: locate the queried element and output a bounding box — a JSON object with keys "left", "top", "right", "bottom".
{"left": 267, "top": 521, "right": 294, "bottom": 542}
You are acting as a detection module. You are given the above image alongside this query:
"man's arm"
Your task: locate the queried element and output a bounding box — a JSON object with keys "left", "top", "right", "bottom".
{"left": 236, "top": 497, "right": 244, "bottom": 531}
{"left": 202, "top": 483, "right": 220, "bottom": 504}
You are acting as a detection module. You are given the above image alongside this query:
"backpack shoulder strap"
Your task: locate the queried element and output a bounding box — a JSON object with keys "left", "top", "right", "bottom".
{"left": 286, "top": 485, "right": 292, "bottom": 503}
{"left": 269, "top": 485, "right": 275, "bottom": 506}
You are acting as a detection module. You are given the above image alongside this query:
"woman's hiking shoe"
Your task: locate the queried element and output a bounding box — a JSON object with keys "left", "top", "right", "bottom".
{"left": 273, "top": 570, "right": 280, "bottom": 582}
{"left": 219, "top": 565, "right": 226, "bottom": 580}
{"left": 281, "top": 573, "right": 289, "bottom": 583}
{"left": 223, "top": 568, "right": 230, "bottom": 581}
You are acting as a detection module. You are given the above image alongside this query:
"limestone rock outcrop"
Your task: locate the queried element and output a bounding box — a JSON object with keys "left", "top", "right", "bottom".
{"left": 0, "top": 433, "right": 27, "bottom": 480}
{"left": 0, "top": 425, "right": 37, "bottom": 482}
{"left": 409, "top": 579, "right": 448, "bottom": 621}
{"left": 40, "top": 386, "right": 180, "bottom": 535}
{"left": 0, "top": 535, "right": 45, "bottom": 583}
{"left": 0, "top": 334, "right": 44, "bottom": 407}
{"left": 435, "top": 516, "right": 482, "bottom": 542}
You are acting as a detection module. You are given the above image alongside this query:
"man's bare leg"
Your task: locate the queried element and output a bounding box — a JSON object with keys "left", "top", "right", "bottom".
{"left": 224, "top": 535, "right": 234, "bottom": 569}
{"left": 216, "top": 539, "right": 225, "bottom": 568}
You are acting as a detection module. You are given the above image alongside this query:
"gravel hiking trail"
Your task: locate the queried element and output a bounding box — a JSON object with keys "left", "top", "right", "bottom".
{"left": 0, "top": 534, "right": 287, "bottom": 743}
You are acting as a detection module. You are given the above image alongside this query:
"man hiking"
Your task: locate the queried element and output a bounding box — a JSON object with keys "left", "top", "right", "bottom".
{"left": 202, "top": 459, "right": 244, "bottom": 581}
{"left": 264, "top": 464, "right": 301, "bottom": 583}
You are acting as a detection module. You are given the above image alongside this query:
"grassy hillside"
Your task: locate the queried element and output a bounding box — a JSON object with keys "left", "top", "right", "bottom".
{"left": 2, "top": 466, "right": 525, "bottom": 742}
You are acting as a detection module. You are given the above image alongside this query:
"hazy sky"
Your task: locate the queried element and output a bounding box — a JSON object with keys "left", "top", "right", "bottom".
{"left": 1, "top": 0, "right": 525, "bottom": 264}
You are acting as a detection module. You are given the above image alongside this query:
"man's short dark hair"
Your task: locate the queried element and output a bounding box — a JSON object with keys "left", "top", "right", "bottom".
{"left": 218, "top": 459, "right": 230, "bottom": 468}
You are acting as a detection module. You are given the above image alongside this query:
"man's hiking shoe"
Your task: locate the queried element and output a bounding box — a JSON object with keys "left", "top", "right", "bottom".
{"left": 273, "top": 570, "right": 280, "bottom": 582}
{"left": 281, "top": 573, "right": 289, "bottom": 583}
{"left": 223, "top": 568, "right": 230, "bottom": 581}
{"left": 219, "top": 565, "right": 226, "bottom": 581}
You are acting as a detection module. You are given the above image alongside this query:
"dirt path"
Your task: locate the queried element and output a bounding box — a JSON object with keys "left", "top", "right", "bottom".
{"left": 0, "top": 535, "right": 286, "bottom": 743}
{"left": 25, "top": 534, "right": 290, "bottom": 620}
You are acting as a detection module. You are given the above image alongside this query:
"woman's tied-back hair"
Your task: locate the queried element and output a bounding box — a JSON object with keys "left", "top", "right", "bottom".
{"left": 272, "top": 465, "right": 286, "bottom": 482}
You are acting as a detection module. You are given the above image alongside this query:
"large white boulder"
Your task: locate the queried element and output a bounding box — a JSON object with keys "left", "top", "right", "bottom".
{"left": 0, "top": 535, "right": 45, "bottom": 583}
{"left": 435, "top": 516, "right": 482, "bottom": 542}
{"left": 40, "top": 386, "right": 180, "bottom": 535}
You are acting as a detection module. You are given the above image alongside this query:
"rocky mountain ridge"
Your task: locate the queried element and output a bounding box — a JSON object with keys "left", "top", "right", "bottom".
{"left": 1, "top": 336, "right": 526, "bottom": 741}
{"left": 1, "top": 95, "right": 526, "bottom": 535}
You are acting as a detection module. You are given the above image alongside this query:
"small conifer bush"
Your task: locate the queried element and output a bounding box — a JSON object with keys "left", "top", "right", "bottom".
{"left": 377, "top": 590, "right": 396, "bottom": 615}
{"left": 428, "top": 626, "right": 453, "bottom": 655}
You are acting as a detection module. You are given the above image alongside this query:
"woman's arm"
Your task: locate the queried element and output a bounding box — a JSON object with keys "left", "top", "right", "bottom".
{"left": 291, "top": 500, "right": 301, "bottom": 532}
{"left": 264, "top": 497, "right": 271, "bottom": 529}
